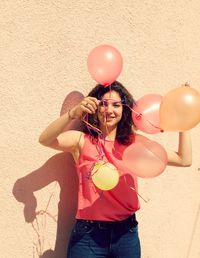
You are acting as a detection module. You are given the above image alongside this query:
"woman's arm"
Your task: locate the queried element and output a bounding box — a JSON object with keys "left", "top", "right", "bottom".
{"left": 166, "top": 131, "right": 192, "bottom": 167}
{"left": 39, "top": 96, "right": 99, "bottom": 152}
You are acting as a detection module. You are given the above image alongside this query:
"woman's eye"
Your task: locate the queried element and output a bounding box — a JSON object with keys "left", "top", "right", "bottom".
{"left": 99, "top": 100, "right": 122, "bottom": 108}
{"left": 113, "top": 103, "right": 121, "bottom": 108}
{"left": 99, "top": 101, "right": 108, "bottom": 107}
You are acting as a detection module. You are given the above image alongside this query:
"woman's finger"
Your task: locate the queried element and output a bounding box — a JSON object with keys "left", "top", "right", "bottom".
{"left": 81, "top": 98, "right": 98, "bottom": 113}
{"left": 80, "top": 102, "right": 96, "bottom": 114}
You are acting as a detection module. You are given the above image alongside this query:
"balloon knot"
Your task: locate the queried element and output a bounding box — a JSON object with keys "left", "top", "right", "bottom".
{"left": 135, "top": 113, "right": 142, "bottom": 120}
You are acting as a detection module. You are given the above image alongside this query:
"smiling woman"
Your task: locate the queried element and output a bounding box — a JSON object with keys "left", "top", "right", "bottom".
{"left": 39, "top": 81, "right": 192, "bottom": 258}
{"left": 81, "top": 81, "right": 135, "bottom": 144}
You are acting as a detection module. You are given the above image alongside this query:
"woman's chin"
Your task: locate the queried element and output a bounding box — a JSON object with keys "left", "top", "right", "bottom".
{"left": 101, "top": 122, "right": 117, "bottom": 131}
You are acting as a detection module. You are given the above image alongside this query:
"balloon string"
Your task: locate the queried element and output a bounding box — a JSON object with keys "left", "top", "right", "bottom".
{"left": 109, "top": 84, "right": 112, "bottom": 98}
{"left": 82, "top": 113, "right": 102, "bottom": 135}
{"left": 90, "top": 161, "right": 106, "bottom": 176}
{"left": 82, "top": 114, "right": 107, "bottom": 159}
{"left": 126, "top": 105, "right": 164, "bottom": 132}
{"left": 123, "top": 176, "right": 150, "bottom": 203}
{"left": 96, "top": 139, "right": 105, "bottom": 159}
{"left": 145, "top": 119, "right": 164, "bottom": 131}
{"left": 98, "top": 97, "right": 111, "bottom": 137}
{"left": 130, "top": 187, "right": 150, "bottom": 203}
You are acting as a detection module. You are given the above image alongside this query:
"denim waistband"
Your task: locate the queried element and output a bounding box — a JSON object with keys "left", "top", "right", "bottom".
{"left": 76, "top": 213, "right": 138, "bottom": 229}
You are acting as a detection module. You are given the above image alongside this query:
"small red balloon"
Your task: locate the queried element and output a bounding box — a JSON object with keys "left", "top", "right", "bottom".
{"left": 132, "top": 94, "right": 163, "bottom": 134}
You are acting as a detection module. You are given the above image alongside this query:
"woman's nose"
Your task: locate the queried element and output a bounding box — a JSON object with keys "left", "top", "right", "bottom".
{"left": 105, "top": 104, "right": 113, "bottom": 113}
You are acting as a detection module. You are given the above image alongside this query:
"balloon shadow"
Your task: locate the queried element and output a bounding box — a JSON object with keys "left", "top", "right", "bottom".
{"left": 13, "top": 91, "right": 84, "bottom": 258}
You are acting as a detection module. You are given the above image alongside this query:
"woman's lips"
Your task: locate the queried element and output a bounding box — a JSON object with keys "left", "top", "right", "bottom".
{"left": 105, "top": 117, "right": 115, "bottom": 121}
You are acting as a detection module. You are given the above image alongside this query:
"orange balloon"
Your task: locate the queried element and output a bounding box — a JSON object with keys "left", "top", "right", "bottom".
{"left": 160, "top": 86, "right": 200, "bottom": 131}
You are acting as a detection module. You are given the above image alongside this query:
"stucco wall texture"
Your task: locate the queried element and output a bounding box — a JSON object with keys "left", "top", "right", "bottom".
{"left": 1, "top": 0, "right": 200, "bottom": 257}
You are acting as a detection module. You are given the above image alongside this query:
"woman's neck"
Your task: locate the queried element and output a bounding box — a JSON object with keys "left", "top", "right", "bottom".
{"left": 100, "top": 127, "right": 117, "bottom": 141}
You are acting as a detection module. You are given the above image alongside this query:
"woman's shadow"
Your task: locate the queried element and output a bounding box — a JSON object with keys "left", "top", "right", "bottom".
{"left": 12, "top": 91, "right": 84, "bottom": 258}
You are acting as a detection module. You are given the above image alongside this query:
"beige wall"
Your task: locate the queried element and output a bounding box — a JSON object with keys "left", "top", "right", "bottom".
{"left": 1, "top": 0, "right": 200, "bottom": 257}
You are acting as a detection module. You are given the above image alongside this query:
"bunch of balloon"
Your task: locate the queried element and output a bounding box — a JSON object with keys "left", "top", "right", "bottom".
{"left": 87, "top": 45, "right": 123, "bottom": 86}
{"left": 123, "top": 135, "right": 168, "bottom": 178}
{"left": 132, "top": 94, "right": 163, "bottom": 134}
{"left": 160, "top": 83, "right": 200, "bottom": 131}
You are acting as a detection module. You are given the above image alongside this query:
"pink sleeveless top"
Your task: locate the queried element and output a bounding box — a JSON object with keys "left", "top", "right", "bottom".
{"left": 75, "top": 134, "right": 140, "bottom": 221}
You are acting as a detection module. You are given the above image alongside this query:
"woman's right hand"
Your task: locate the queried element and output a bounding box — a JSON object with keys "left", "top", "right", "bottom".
{"left": 70, "top": 97, "right": 100, "bottom": 119}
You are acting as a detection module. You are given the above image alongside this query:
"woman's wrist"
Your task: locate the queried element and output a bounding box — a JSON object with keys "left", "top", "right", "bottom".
{"left": 68, "top": 109, "right": 76, "bottom": 120}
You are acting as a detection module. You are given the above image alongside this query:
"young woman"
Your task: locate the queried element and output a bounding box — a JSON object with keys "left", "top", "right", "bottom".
{"left": 39, "top": 81, "right": 192, "bottom": 258}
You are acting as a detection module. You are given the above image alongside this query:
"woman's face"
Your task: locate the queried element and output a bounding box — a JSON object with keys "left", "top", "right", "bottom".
{"left": 97, "top": 90, "right": 123, "bottom": 131}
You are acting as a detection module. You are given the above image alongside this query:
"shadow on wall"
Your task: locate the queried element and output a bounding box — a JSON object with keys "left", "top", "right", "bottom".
{"left": 13, "top": 91, "right": 84, "bottom": 258}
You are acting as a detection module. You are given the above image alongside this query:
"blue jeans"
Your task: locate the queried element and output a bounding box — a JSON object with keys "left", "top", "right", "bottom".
{"left": 67, "top": 215, "right": 141, "bottom": 258}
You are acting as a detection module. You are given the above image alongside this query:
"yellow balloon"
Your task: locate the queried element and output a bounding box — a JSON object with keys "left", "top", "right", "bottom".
{"left": 91, "top": 161, "right": 119, "bottom": 190}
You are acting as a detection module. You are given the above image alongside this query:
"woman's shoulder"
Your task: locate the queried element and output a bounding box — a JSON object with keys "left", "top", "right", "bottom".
{"left": 61, "top": 129, "right": 84, "bottom": 139}
{"left": 59, "top": 130, "right": 85, "bottom": 148}
{"left": 65, "top": 131, "right": 94, "bottom": 148}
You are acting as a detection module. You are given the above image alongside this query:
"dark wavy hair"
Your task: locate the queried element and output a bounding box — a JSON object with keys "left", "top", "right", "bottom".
{"left": 82, "top": 81, "right": 136, "bottom": 145}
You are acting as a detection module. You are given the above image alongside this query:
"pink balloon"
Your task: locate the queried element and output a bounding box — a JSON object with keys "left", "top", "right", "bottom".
{"left": 132, "top": 94, "right": 163, "bottom": 134}
{"left": 87, "top": 45, "right": 123, "bottom": 86}
{"left": 123, "top": 135, "right": 167, "bottom": 178}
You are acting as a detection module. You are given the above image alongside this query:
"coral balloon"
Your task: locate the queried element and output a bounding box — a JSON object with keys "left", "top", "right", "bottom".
{"left": 160, "top": 86, "right": 200, "bottom": 131}
{"left": 132, "top": 94, "right": 163, "bottom": 134}
{"left": 87, "top": 45, "right": 123, "bottom": 86}
{"left": 91, "top": 161, "right": 119, "bottom": 190}
{"left": 123, "top": 135, "right": 167, "bottom": 178}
